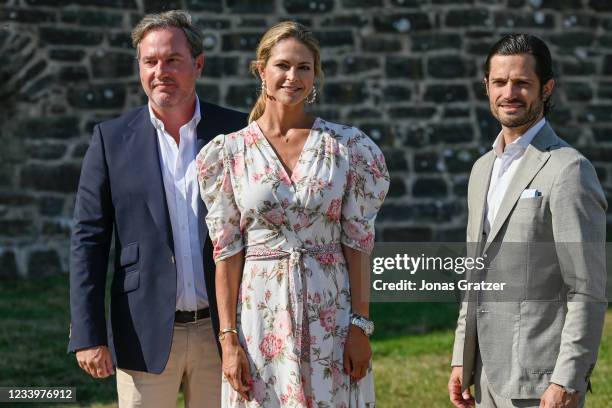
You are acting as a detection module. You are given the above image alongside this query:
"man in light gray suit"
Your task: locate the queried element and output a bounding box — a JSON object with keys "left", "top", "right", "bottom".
{"left": 448, "top": 34, "right": 607, "bottom": 408}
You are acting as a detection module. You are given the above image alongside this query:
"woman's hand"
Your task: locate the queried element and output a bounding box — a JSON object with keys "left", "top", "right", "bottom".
{"left": 343, "top": 325, "right": 372, "bottom": 382}
{"left": 221, "top": 336, "right": 252, "bottom": 401}
{"left": 215, "top": 252, "right": 250, "bottom": 399}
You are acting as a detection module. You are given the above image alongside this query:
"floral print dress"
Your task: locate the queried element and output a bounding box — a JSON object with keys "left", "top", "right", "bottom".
{"left": 196, "top": 118, "right": 389, "bottom": 408}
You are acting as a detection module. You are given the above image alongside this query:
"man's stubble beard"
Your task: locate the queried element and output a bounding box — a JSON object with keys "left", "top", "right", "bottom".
{"left": 492, "top": 95, "right": 545, "bottom": 129}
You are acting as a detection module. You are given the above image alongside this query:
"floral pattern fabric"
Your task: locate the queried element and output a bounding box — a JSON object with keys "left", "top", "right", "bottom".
{"left": 196, "top": 118, "right": 389, "bottom": 408}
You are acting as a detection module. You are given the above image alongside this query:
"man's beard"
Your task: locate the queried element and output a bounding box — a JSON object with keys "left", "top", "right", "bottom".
{"left": 493, "top": 96, "right": 544, "bottom": 128}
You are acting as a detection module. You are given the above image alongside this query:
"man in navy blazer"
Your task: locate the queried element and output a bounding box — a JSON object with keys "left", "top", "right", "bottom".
{"left": 68, "top": 10, "right": 246, "bottom": 407}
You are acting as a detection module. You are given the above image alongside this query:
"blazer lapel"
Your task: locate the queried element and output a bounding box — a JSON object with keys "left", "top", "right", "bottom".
{"left": 483, "top": 124, "right": 557, "bottom": 253}
{"left": 127, "top": 108, "right": 174, "bottom": 251}
{"left": 195, "top": 103, "right": 216, "bottom": 243}
{"left": 470, "top": 151, "right": 495, "bottom": 248}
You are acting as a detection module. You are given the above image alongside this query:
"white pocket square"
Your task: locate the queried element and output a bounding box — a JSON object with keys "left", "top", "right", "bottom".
{"left": 520, "top": 188, "right": 541, "bottom": 199}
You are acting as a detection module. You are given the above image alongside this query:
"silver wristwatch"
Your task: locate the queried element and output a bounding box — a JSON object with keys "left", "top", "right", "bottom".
{"left": 350, "top": 313, "right": 374, "bottom": 336}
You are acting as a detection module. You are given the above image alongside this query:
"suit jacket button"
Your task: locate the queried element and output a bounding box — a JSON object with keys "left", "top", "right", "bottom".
{"left": 171, "top": 255, "right": 175, "bottom": 264}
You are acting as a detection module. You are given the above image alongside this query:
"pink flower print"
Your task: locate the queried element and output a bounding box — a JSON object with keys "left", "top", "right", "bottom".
{"left": 343, "top": 220, "right": 362, "bottom": 240}
{"left": 264, "top": 290, "right": 272, "bottom": 302}
{"left": 296, "top": 213, "right": 309, "bottom": 230}
{"left": 281, "top": 198, "right": 290, "bottom": 209}
{"left": 273, "top": 310, "right": 293, "bottom": 337}
{"left": 346, "top": 170, "right": 355, "bottom": 190}
{"left": 231, "top": 154, "right": 244, "bottom": 177}
{"left": 279, "top": 169, "right": 292, "bottom": 186}
{"left": 369, "top": 160, "right": 383, "bottom": 179}
{"left": 359, "top": 232, "right": 374, "bottom": 251}
{"left": 280, "top": 394, "right": 289, "bottom": 405}
{"left": 212, "top": 239, "right": 220, "bottom": 258}
{"left": 312, "top": 292, "right": 321, "bottom": 304}
{"left": 195, "top": 158, "right": 206, "bottom": 179}
{"left": 222, "top": 172, "right": 232, "bottom": 193}
{"left": 315, "top": 252, "right": 336, "bottom": 265}
{"left": 291, "top": 166, "right": 303, "bottom": 183}
{"left": 326, "top": 198, "right": 342, "bottom": 222}
{"left": 295, "top": 385, "right": 307, "bottom": 406}
{"left": 325, "top": 136, "right": 340, "bottom": 156}
{"left": 331, "top": 364, "right": 344, "bottom": 389}
{"left": 244, "top": 129, "right": 260, "bottom": 147}
{"left": 264, "top": 208, "right": 285, "bottom": 225}
{"left": 240, "top": 283, "right": 249, "bottom": 302}
{"left": 307, "top": 178, "right": 325, "bottom": 194}
{"left": 259, "top": 333, "right": 284, "bottom": 360}
{"left": 213, "top": 224, "right": 236, "bottom": 257}
{"left": 318, "top": 307, "right": 336, "bottom": 332}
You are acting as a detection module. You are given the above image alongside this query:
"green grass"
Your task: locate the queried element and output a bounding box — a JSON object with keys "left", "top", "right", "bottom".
{"left": 371, "top": 303, "right": 612, "bottom": 408}
{"left": 0, "top": 276, "right": 610, "bottom": 407}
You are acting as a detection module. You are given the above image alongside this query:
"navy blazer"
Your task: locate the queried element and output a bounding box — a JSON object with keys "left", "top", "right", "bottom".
{"left": 69, "top": 101, "right": 247, "bottom": 373}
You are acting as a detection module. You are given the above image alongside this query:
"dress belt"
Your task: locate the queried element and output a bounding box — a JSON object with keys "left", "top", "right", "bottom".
{"left": 245, "top": 242, "right": 342, "bottom": 261}
{"left": 244, "top": 242, "right": 343, "bottom": 354}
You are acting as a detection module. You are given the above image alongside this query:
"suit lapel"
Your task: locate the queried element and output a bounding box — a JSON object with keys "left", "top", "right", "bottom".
{"left": 483, "top": 124, "right": 557, "bottom": 253}
{"left": 195, "top": 103, "right": 215, "bottom": 244}
{"left": 127, "top": 108, "right": 174, "bottom": 251}
{"left": 471, "top": 151, "right": 495, "bottom": 248}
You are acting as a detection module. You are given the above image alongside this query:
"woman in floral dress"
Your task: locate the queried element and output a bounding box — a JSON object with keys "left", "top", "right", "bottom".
{"left": 196, "top": 21, "right": 389, "bottom": 408}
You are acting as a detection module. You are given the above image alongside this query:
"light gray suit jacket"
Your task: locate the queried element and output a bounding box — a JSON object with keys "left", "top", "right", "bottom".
{"left": 451, "top": 122, "right": 608, "bottom": 398}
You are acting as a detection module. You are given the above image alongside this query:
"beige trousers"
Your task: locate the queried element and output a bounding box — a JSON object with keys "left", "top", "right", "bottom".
{"left": 116, "top": 318, "right": 221, "bottom": 408}
{"left": 475, "top": 354, "right": 586, "bottom": 408}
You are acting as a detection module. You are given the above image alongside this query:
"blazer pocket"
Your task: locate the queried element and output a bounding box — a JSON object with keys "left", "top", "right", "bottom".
{"left": 514, "top": 196, "right": 543, "bottom": 211}
{"left": 518, "top": 301, "right": 563, "bottom": 372}
{"left": 120, "top": 242, "right": 139, "bottom": 269}
{"left": 112, "top": 270, "right": 140, "bottom": 295}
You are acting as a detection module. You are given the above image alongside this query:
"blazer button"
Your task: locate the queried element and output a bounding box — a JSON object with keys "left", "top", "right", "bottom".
{"left": 171, "top": 255, "right": 175, "bottom": 264}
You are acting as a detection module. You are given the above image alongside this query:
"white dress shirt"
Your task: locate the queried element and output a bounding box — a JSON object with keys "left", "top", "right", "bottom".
{"left": 483, "top": 117, "right": 546, "bottom": 235}
{"left": 149, "top": 97, "right": 208, "bottom": 311}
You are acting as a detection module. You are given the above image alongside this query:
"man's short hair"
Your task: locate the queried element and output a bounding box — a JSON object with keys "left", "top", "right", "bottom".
{"left": 131, "top": 10, "right": 203, "bottom": 59}
{"left": 484, "top": 34, "right": 554, "bottom": 115}
{"left": 484, "top": 33, "right": 554, "bottom": 114}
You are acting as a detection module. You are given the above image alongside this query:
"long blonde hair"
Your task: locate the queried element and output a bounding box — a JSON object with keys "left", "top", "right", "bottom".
{"left": 248, "top": 21, "right": 324, "bottom": 123}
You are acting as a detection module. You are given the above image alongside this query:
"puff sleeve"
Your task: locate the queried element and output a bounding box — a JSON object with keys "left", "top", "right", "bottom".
{"left": 196, "top": 134, "right": 244, "bottom": 262}
{"left": 341, "top": 128, "right": 390, "bottom": 254}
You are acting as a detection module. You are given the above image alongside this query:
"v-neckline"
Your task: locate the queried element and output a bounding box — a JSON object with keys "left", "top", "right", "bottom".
{"left": 253, "top": 117, "right": 320, "bottom": 181}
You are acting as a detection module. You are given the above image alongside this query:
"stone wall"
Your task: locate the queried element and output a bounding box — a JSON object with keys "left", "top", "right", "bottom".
{"left": 1, "top": 0, "right": 611, "bottom": 278}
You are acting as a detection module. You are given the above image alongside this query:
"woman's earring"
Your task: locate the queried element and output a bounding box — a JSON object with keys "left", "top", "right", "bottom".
{"left": 261, "top": 78, "right": 267, "bottom": 96}
{"left": 306, "top": 86, "right": 317, "bottom": 104}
